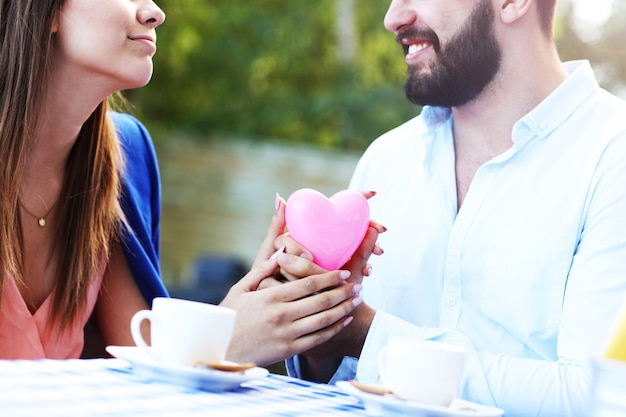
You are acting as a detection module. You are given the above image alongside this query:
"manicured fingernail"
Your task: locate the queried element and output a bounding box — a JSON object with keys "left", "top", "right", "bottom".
{"left": 364, "top": 264, "right": 372, "bottom": 276}
{"left": 340, "top": 270, "right": 351, "bottom": 280}
{"left": 278, "top": 252, "right": 293, "bottom": 265}
{"left": 353, "top": 284, "right": 362, "bottom": 295}
{"left": 352, "top": 296, "right": 363, "bottom": 307}
{"left": 343, "top": 316, "right": 354, "bottom": 327}
{"left": 374, "top": 244, "right": 384, "bottom": 255}
{"left": 300, "top": 252, "right": 314, "bottom": 261}
{"left": 275, "top": 192, "right": 281, "bottom": 212}
{"left": 270, "top": 246, "right": 285, "bottom": 260}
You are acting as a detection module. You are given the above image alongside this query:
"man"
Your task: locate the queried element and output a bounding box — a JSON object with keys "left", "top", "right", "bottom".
{"left": 283, "top": 0, "right": 626, "bottom": 415}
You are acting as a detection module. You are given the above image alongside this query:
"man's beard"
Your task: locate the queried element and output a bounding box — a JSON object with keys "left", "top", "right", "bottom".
{"left": 403, "top": 0, "right": 502, "bottom": 107}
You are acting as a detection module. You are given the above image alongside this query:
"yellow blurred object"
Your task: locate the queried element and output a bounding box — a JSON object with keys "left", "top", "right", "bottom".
{"left": 604, "top": 302, "right": 626, "bottom": 361}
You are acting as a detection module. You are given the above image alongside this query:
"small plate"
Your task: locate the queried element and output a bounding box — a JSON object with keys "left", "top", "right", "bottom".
{"left": 105, "top": 346, "right": 268, "bottom": 391}
{"left": 336, "top": 380, "right": 504, "bottom": 417}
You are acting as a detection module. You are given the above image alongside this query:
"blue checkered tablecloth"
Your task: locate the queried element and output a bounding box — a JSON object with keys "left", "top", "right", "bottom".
{"left": 0, "top": 359, "right": 369, "bottom": 416}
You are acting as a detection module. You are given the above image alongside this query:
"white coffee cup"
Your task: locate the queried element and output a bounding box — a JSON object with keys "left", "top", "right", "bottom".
{"left": 130, "top": 297, "right": 236, "bottom": 367}
{"left": 377, "top": 337, "right": 467, "bottom": 406}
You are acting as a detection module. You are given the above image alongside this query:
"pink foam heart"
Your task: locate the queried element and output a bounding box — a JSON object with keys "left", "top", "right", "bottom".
{"left": 285, "top": 188, "right": 370, "bottom": 270}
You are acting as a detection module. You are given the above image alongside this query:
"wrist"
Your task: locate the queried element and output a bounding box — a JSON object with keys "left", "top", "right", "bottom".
{"left": 344, "top": 303, "right": 375, "bottom": 358}
{"left": 299, "top": 355, "right": 343, "bottom": 383}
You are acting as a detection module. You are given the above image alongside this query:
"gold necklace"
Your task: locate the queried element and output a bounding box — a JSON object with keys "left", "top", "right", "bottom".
{"left": 18, "top": 196, "right": 57, "bottom": 227}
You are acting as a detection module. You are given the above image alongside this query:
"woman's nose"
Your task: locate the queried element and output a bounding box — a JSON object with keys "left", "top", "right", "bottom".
{"left": 138, "top": 0, "right": 166, "bottom": 28}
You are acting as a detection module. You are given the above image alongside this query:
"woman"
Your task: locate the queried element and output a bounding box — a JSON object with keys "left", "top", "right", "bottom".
{"left": 0, "top": 0, "right": 371, "bottom": 364}
{"left": 0, "top": 0, "right": 168, "bottom": 358}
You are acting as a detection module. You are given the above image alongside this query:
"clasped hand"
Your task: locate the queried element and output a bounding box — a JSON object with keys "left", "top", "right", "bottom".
{"left": 219, "top": 192, "right": 384, "bottom": 367}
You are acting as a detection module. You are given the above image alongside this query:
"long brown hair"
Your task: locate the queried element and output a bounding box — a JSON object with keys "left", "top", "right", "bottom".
{"left": 0, "top": 0, "right": 124, "bottom": 330}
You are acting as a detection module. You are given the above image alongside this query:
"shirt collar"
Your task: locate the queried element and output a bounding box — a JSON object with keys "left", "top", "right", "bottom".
{"left": 519, "top": 60, "right": 600, "bottom": 139}
{"left": 422, "top": 106, "right": 452, "bottom": 129}
{"left": 420, "top": 60, "right": 600, "bottom": 140}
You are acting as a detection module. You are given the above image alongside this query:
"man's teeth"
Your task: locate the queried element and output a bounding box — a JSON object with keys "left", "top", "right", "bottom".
{"left": 407, "top": 43, "right": 429, "bottom": 55}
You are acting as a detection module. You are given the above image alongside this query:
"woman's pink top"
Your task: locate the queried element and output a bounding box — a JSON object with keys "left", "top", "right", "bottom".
{"left": 0, "top": 270, "right": 103, "bottom": 359}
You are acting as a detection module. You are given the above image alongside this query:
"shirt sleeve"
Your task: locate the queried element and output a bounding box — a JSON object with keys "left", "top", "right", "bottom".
{"left": 111, "top": 112, "right": 169, "bottom": 303}
{"left": 355, "top": 165, "right": 626, "bottom": 417}
{"left": 308, "top": 110, "right": 626, "bottom": 416}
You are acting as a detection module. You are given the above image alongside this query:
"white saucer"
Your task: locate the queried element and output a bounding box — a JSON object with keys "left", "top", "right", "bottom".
{"left": 336, "top": 381, "right": 504, "bottom": 417}
{"left": 105, "top": 346, "right": 268, "bottom": 391}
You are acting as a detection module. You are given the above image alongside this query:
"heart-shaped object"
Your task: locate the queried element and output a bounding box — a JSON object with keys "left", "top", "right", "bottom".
{"left": 285, "top": 188, "right": 370, "bottom": 270}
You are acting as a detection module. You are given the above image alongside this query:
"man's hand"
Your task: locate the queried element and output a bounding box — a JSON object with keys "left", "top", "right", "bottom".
{"left": 220, "top": 254, "right": 363, "bottom": 366}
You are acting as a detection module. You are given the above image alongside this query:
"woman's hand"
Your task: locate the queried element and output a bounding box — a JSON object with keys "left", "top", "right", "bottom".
{"left": 218, "top": 193, "right": 363, "bottom": 366}
{"left": 269, "top": 190, "right": 386, "bottom": 286}
{"left": 220, "top": 254, "right": 362, "bottom": 366}
{"left": 338, "top": 217, "right": 386, "bottom": 285}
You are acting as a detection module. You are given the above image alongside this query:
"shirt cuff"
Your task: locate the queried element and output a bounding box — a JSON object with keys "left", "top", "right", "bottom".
{"left": 287, "top": 311, "right": 445, "bottom": 385}
{"left": 356, "top": 310, "right": 445, "bottom": 383}
{"left": 285, "top": 355, "right": 358, "bottom": 385}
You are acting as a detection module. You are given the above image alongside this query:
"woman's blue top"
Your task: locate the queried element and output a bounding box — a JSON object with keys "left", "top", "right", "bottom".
{"left": 112, "top": 112, "right": 169, "bottom": 303}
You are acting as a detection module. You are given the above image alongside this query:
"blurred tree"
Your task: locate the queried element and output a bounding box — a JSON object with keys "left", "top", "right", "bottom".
{"left": 131, "top": 0, "right": 416, "bottom": 150}
{"left": 130, "top": 1, "right": 625, "bottom": 151}
{"left": 556, "top": 0, "right": 625, "bottom": 97}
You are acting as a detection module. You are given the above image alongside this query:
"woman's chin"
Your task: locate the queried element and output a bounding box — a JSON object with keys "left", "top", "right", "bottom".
{"left": 119, "top": 73, "right": 154, "bottom": 92}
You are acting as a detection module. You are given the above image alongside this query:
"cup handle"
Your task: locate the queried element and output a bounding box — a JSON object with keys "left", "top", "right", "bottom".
{"left": 130, "top": 310, "right": 153, "bottom": 355}
{"left": 377, "top": 346, "right": 389, "bottom": 385}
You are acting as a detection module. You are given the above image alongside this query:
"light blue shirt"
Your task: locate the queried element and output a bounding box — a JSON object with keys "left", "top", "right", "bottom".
{"left": 288, "top": 61, "right": 626, "bottom": 417}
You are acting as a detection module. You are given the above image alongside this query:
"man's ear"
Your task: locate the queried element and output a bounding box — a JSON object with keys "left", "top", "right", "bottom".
{"left": 499, "top": 0, "right": 534, "bottom": 24}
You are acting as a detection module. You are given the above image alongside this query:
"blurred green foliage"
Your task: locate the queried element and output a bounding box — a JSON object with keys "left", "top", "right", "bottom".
{"left": 130, "top": 1, "right": 625, "bottom": 151}
{"left": 130, "top": 0, "right": 416, "bottom": 150}
{"left": 557, "top": 1, "right": 626, "bottom": 96}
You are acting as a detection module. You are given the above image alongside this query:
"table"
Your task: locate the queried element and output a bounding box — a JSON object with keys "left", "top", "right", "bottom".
{"left": 0, "top": 359, "right": 370, "bottom": 417}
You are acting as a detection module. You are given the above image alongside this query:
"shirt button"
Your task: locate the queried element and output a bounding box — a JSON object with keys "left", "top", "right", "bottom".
{"left": 447, "top": 297, "right": 457, "bottom": 306}
{"left": 539, "top": 121, "right": 547, "bottom": 130}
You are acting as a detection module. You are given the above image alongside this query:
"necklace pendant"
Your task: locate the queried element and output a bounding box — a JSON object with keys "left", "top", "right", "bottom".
{"left": 38, "top": 217, "right": 46, "bottom": 227}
